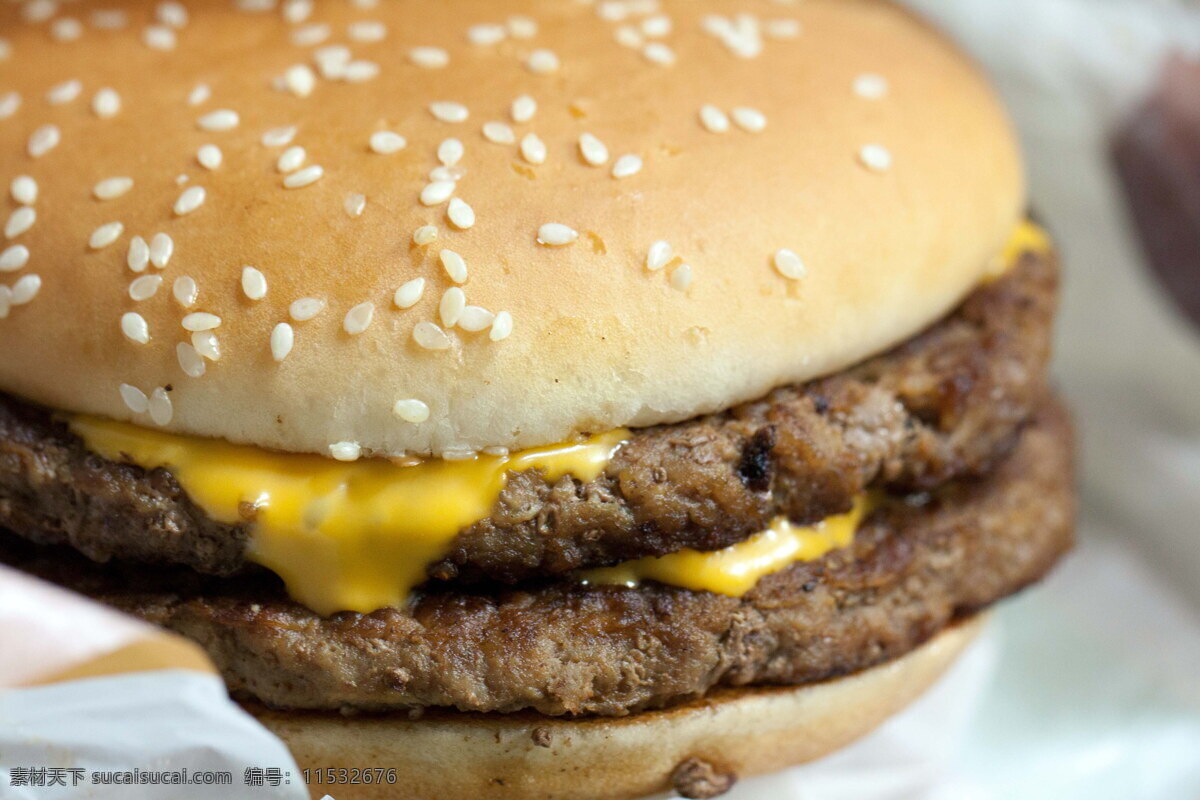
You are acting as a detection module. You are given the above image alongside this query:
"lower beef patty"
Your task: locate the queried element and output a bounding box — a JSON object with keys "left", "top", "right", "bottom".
{"left": 0, "top": 250, "right": 1058, "bottom": 584}
{"left": 0, "top": 399, "right": 1074, "bottom": 717}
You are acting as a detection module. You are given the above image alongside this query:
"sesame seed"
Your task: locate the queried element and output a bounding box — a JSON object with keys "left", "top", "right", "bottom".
{"left": 520, "top": 133, "right": 547, "bottom": 165}
{"left": 129, "top": 274, "right": 163, "bottom": 301}
{"left": 93, "top": 177, "right": 134, "bottom": 200}
{"left": 646, "top": 240, "right": 672, "bottom": 271}
{"left": 127, "top": 237, "right": 150, "bottom": 272}
{"left": 439, "top": 286, "right": 466, "bottom": 327}
{"left": 537, "top": 223, "right": 577, "bottom": 246}
{"left": 148, "top": 388, "right": 173, "bottom": 426}
{"left": 507, "top": 15, "right": 537, "bottom": 38}
{"left": 262, "top": 125, "right": 298, "bottom": 147}
{"left": 412, "top": 227, "right": 438, "bottom": 247}
{"left": 731, "top": 107, "right": 767, "bottom": 132}
{"left": 344, "top": 193, "right": 367, "bottom": 218}
{"left": 156, "top": 1, "right": 189, "bottom": 28}
{"left": 174, "top": 186, "right": 206, "bottom": 215}
{"left": 0, "top": 245, "right": 29, "bottom": 272}
{"left": 670, "top": 264, "right": 694, "bottom": 292}
{"left": 329, "top": 441, "right": 361, "bottom": 461}
{"left": 526, "top": 49, "right": 560, "bottom": 74}
{"left": 343, "top": 302, "right": 375, "bottom": 334}
{"left": 120, "top": 384, "right": 149, "bottom": 414}
{"left": 458, "top": 305, "right": 496, "bottom": 332}
{"left": 289, "top": 297, "right": 325, "bottom": 321}
{"left": 197, "top": 144, "right": 222, "bottom": 170}
{"left": 5, "top": 207, "right": 36, "bottom": 239}
{"left": 197, "top": 109, "right": 239, "bottom": 132}
{"left": 283, "top": 0, "right": 313, "bottom": 23}
{"left": 0, "top": 39, "right": 9, "bottom": 59}
{"left": 0, "top": 286, "right": 9, "bottom": 319}
{"left": 92, "top": 88, "right": 121, "bottom": 118}
{"left": 173, "top": 276, "right": 199, "bottom": 307}
{"left": 579, "top": 133, "right": 610, "bottom": 166}
{"left": 192, "top": 330, "right": 220, "bottom": 360}
{"left": 51, "top": 17, "right": 83, "bottom": 41}
{"left": 429, "top": 166, "right": 466, "bottom": 182}
{"left": 143, "top": 25, "right": 177, "bottom": 51}
{"left": 482, "top": 446, "right": 510, "bottom": 457}
{"left": 765, "top": 18, "right": 801, "bottom": 39}
{"left": 0, "top": 92, "right": 21, "bottom": 121}
{"left": 489, "top": 310, "right": 513, "bottom": 342}
{"left": 430, "top": 102, "right": 469, "bottom": 124}
{"left": 597, "top": 2, "right": 629, "bottom": 22}
{"left": 447, "top": 198, "right": 476, "bottom": 230}
{"left": 421, "top": 181, "right": 456, "bottom": 206}
{"left": 642, "top": 15, "right": 672, "bottom": 36}
{"left": 773, "top": 248, "right": 806, "bottom": 280}
{"left": 187, "top": 84, "right": 211, "bottom": 106}
{"left": 291, "top": 23, "right": 329, "bottom": 47}
{"left": 314, "top": 45, "right": 350, "bottom": 78}
{"left": 853, "top": 74, "right": 889, "bottom": 99}
{"left": 437, "top": 138, "right": 465, "bottom": 166}
{"left": 343, "top": 61, "right": 380, "bottom": 82}
{"left": 859, "top": 144, "right": 893, "bottom": 172}
{"left": 413, "top": 321, "right": 452, "bottom": 350}
{"left": 482, "top": 121, "right": 516, "bottom": 145}
{"left": 394, "top": 277, "right": 426, "bottom": 308}
{"left": 439, "top": 249, "right": 468, "bottom": 284}
{"left": 614, "top": 25, "right": 644, "bottom": 49}
{"left": 467, "top": 24, "right": 506, "bottom": 46}
{"left": 121, "top": 312, "right": 151, "bottom": 344}
{"left": 409, "top": 47, "right": 449, "bottom": 69}
{"left": 369, "top": 131, "right": 407, "bottom": 154}
{"left": 511, "top": 95, "right": 537, "bottom": 124}
{"left": 642, "top": 42, "right": 676, "bottom": 66}
{"left": 150, "top": 233, "right": 174, "bottom": 269}
{"left": 47, "top": 79, "right": 83, "bottom": 106}
{"left": 612, "top": 154, "right": 643, "bottom": 178}
{"left": 277, "top": 146, "right": 307, "bottom": 173}
{"left": 393, "top": 398, "right": 430, "bottom": 424}
{"left": 699, "top": 105, "right": 730, "bottom": 133}
{"left": 182, "top": 312, "right": 221, "bottom": 332}
{"left": 284, "top": 64, "right": 316, "bottom": 97}
{"left": 11, "top": 176, "right": 37, "bottom": 205}
{"left": 283, "top": 165, "right": 324, "bottom": 188}
{"left": 10, "top": 274, "right": 41, "bottom": 305}
{"left": 270, "top": 322, "right": 294, "bottom": 362}
{"left": 28, "top": 125, "right": 61, "bottom": 158}
{"left": 89, "top": 222, "right": 125, "bottom": 250}
{"left": 177, "top": 342, "right": 206, "bottom": 378}
{"left": 242, "top": 266, "right": 268, "bottom": 300}
{"left": 348, "top": 20, "right": 387, "bottom": 42}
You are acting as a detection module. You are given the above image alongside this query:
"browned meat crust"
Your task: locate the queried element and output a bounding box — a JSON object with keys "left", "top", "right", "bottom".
{"left": 0, "top": 249, "right": 1058, "bottom": 584}
{"left": 0, "top": 399, "right": 1074, "bottom": 716}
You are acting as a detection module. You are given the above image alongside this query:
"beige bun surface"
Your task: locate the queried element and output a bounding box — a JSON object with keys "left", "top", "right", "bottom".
{"left": 0, "top": 0, "right": 1022, "bottom": 457}
{"left": 254, "top": 615, "right": 984, "bottom": 800}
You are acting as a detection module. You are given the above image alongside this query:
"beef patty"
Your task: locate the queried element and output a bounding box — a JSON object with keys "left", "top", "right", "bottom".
{"left": 0, "top": 399, "right": 1074, "bottom": 717}
{"left": 0, "top": 249, "right": 1058, "bottom": 584}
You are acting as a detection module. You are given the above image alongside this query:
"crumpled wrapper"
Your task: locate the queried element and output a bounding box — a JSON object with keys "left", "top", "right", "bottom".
{"left": 3, "top": 2, "right": 1200, "bottom": 799}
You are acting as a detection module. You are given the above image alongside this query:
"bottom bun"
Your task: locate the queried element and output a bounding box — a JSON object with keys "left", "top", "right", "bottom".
{"left": 251, "top": 614, "right": 986, "bottom": 800}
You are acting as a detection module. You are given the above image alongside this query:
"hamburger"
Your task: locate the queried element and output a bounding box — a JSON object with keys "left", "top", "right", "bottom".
{"left": 0, "top": 1, "right": 1074, "bottom": 798}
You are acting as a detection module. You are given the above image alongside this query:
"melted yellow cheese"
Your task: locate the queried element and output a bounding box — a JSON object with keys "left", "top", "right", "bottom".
{"left": 988, "top": 219, "right": 1051, "bottom": 280}
{"left": 70, "top": 417, "right": 627, "bottom": 615}
{"left": 581, "top": 497, "right": 868, "bottom": 596}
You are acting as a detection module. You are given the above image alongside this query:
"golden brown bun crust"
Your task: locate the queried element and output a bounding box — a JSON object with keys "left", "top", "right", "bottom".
{"left": 0, "top": 1, "right": 1022, "bottom": 456}
{"left": 253, "top": 616, "right": 983, "bottom": 800}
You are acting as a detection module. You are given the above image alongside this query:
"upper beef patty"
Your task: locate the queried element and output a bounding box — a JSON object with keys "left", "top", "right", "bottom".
{"left": 0, "top": 399, "right": 1074, "bottom": 716}
{"left": 0, "top": 249, "right": 1058, "bottom": 585}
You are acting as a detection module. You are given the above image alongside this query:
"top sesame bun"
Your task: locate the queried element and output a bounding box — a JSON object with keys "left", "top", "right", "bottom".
{"left": 0, "top": 0, "right": 1022, "bottom": 458}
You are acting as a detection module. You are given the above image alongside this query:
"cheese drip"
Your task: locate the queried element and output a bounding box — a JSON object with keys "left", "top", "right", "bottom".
{"left": 582, "top": 498, "right": 868, "bottom": 596}
{"left": 70, "top": 417, "right": 627, "bottom": 615}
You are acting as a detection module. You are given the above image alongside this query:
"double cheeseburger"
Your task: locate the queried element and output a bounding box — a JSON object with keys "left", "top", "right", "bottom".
{"left": 0, "top": 1, "right": 1074, "bottom": 798}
